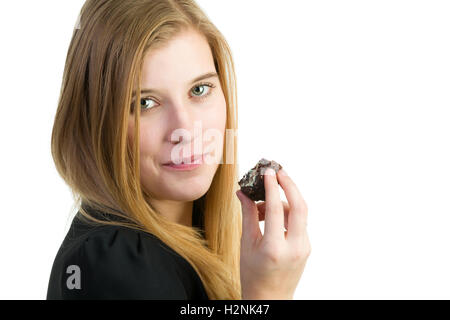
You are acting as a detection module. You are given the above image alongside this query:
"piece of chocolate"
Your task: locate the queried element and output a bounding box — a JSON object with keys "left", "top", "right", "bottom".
{"left": 238, "top": 158, "right": 283, "bottom": 201}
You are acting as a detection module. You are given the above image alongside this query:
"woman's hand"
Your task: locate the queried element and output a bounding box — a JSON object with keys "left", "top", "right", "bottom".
{"left": 236, "top": 168, "right": 311, "bottom": 300}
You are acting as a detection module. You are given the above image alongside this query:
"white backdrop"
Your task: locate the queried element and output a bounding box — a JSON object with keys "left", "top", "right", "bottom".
{"left": 0, "top": 0, "right": 449, "bottom": 299}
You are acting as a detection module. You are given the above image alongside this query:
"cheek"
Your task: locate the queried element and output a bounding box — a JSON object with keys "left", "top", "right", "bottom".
{"left": 127, "top": 119, "right": 163, "bottom": 163}
{"left": 207, "top": 94, "right": 227, "bottom": 130}
{"left": 139, "top": 125, "right": 167, "bottom": 170}
{"left": 201, "top": 97, "right": 227, "bottom": 157}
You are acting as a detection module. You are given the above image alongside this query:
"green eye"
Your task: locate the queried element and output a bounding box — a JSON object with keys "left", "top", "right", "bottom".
{"left": 192, "top": 84, "right": 208, "bottom": 96}
{"left": 129, "top": 98, "right": 157, "bottom": 113}
{"left": 140, "top": 98, "right": 157, "bottom": 110}
{"left": 191, "top": 83, "right": 215, "bottom": 99}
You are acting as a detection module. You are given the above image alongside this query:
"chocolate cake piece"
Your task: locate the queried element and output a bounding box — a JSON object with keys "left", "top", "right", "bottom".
{"left": 238, "top": 158, "right": 283, "bottom": 201}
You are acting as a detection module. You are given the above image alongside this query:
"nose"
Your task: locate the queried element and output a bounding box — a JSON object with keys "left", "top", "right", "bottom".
{"left": 166, "top": 103, "right": 201, "bottom": 145}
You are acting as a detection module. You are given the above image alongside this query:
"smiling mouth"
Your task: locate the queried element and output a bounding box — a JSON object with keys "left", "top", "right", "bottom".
{"left": 163, "top": 153, "right": 205, "bottom": 165}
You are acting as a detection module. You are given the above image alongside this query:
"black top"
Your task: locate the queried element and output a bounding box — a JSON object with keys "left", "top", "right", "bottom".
{"left": 46, "top": 206, "right": 208, "bottom": 300}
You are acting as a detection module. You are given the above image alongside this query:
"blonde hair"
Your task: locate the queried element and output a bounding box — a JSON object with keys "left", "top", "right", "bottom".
{"left": 51, "top": 0, "right": 242, "bottom": 300}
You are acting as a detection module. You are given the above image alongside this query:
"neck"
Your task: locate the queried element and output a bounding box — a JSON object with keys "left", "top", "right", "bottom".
{"left": 151, "top": 199, "right": 194, "bottom": 227}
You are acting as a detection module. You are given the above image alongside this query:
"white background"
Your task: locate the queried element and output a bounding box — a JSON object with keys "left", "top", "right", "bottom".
{"left": 0, "top": 0, "right": 449, "bottom": 299}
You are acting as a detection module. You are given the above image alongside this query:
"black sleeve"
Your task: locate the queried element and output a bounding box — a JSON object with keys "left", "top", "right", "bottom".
{"left": 50, "top": 226, "right": 189, "bottom": 299}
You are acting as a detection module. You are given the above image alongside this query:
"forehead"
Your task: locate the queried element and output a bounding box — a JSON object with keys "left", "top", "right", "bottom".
{"left": 140, "top": 30, "right": 215, "bottom": 88}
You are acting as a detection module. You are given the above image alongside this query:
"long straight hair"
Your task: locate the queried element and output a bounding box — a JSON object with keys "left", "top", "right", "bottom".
{"left": 51, "top": 0, "right": 242, "bottom": 300}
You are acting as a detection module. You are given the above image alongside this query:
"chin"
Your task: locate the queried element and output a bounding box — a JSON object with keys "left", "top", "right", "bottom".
{"left": 162, "top": 187, "right": 209, "bottom": 202}
{"left": 144, "top": 177, "right": 211, "bottom": 201}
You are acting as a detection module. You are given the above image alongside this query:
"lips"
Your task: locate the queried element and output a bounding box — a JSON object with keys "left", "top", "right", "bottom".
{"left": 163, "top": 153, "right": 204, "bottom": 165}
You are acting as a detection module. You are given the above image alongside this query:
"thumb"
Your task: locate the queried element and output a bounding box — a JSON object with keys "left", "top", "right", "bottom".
{"left": 236, "top": 190, "right": 262, "bottom": 246}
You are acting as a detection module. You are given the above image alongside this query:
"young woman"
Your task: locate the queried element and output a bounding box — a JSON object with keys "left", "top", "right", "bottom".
{"left": 47, "top": 0, "right": 311, "bottom": 300}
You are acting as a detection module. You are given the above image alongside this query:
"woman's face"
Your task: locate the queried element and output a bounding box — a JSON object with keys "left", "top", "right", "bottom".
{"left": 127, "top": 29, "right": 226, "bottom": 203}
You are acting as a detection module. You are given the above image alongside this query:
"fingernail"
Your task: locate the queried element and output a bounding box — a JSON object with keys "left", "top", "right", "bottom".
{"left": 263, "top": 168, "right": 275, "bottom": 176}
{"left": 279, "top": 168, "right": 288, "bottom": 176}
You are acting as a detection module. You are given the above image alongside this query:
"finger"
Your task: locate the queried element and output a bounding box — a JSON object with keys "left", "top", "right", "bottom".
{"left": 236, "top": 190, "right": 262, "bottom": 248}
{"left": 262, "top": 167, "right": 284, "bottom": 241}
{"left": 277, "top": 169, "right": 308, "bottom": 242}
{"left": 257, "top": 201, "right": 289, "bottom": 231}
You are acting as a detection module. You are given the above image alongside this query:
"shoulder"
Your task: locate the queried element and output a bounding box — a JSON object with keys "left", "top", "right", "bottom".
{"left": 47, "top": 222, "right": 189, "bottom": 299}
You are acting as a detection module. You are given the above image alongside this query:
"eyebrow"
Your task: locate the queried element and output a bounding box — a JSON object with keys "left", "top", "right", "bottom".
{"left": 132, "top": 72, "right": 219, "bottom": 97}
